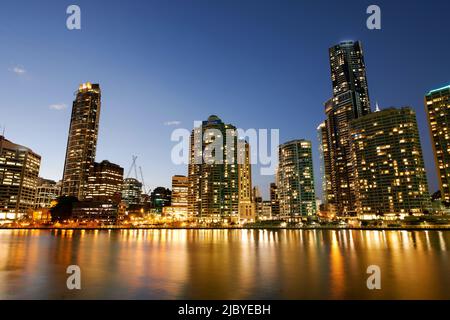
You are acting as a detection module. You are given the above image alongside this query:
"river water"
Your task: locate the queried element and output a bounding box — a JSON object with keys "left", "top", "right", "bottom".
{"left": 0, "top": 229, "right": 449, "bottom": 299}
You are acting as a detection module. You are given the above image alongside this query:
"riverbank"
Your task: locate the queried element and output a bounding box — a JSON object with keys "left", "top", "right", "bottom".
{"left": 1, "top": 225, "right": 450, "bottom": 231}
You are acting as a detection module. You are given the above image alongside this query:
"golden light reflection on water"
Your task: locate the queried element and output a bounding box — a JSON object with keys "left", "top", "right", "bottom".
{"left": 0, "top": 229, "right": 448, "bottom": 299}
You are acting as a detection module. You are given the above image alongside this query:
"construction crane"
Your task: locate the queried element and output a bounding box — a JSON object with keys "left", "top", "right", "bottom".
{"left": 139, "top": 166, "right": 147, "bottom": 194}
{"left": 125, "top": 155, "right": 150, "bottom": 195}
{"left": 126, "top": 155, "right": 138, "bottom": 179}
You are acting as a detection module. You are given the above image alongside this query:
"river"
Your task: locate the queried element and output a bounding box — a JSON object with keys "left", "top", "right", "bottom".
{"left": 0, "top": 229, "right": 448, "bottom": 299}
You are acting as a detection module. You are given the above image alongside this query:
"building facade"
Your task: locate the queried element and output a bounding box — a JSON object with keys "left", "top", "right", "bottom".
{"left": 150, "top": 187, "right": 171, "bottom": 212}
{"left": 278, "top": 140, "right": 317, "bottom": 217}
{"left": 121, "top": 178, "right": 142, "bottom": 206}
{"left": 171, "top": 175, "right": 188, "bottom": 216}
{"left": 317, "top": 122, "right": 333, "bottom": 208}
{"left": 72, "top": 201, "right": 122, "bottom": 224}
{"left": 188, "top": 115, "right": 239, "bottom": 221}
{"left": 34, "top": 178, "right": 61, "bottom": 209}
{"left": 61, "top": 82, "right": 101, "bottom": 200}
{"left": 270, "top": 183, "right": 280, "bottom": 216}
{"left": 238, "top": 140, "right": 255, "bottom": 222}
{"left": 350, "top": 107, "right": 430, "bottom": 215}
{"left": 85, "top": 160, "right": 124, "bottom": 203}
{"left": 260, "top": 201, "right": 272, "bottom": 219}
{"left": 0, "top": 136, "right": 41, "bottom": 221}
{"left": 425, "top": 85, "right": 450, "bottom": 201}
{"left": 253, "top": 186, "right": 263, "bottom": 217}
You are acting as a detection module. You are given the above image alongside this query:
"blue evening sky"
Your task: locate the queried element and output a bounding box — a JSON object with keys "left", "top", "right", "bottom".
{"left": 0, "top": 0, "right": 449, "bottom": 199}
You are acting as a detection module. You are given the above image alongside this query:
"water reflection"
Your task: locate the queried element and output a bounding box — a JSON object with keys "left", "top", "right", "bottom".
{"left": 0, "top": 229, "right": 448, "bottom": 299}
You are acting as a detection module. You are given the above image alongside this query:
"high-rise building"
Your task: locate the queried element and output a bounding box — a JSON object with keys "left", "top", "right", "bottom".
{"left": 317, "top": 122, "right": 333, "bottom": 207}
{"left": 425, "top": 85, "right": 450, "bottom": 201}
{"left": 321, "top": 41, "right": 372, "bottom": 215}
{"left": 121, "top": 178, "right": 142, "bottom": 206}
{"left": 278, "top": 140, "right": 317, "bottom": 217}
{"left": 61, "top": 82, "right": 101, "bottom": 200}
{"left": 238, "top": 140, "right": 255, "bottom": 222}
{"left": 323, "top": 94, "right": 357, "bottom": 214}
{"left": 350, "top": 107, "right": 430, "bottom": 215}
{"left": 0, "top": 136, "right": 41, "bottom": 221}
{"left": 269, "top": 183, "right": 279, "bottom": 216}
{"left": 171, "top": 175, "right": 188, "bottom": 216}
{"left": 86, "top": 160, "right": 124, "bottom": 203}
{"left": 34, "top": 178, "right": 61, "bottom": 209}
{"left": 188, "top": 115, "right": 239, "bottom": 221}
{"left": 329, "top": 40, "right": 370, "bottom": 117}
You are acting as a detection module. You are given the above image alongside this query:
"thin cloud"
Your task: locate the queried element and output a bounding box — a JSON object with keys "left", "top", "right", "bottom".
{"left": 9, "top": 65, "right": 26, "bottom": 75}
{"left": 49, "top": 103, "right": 68, "bottom": 111}
{"left": 164, "top": 120, "right": 181, "bottom": 126}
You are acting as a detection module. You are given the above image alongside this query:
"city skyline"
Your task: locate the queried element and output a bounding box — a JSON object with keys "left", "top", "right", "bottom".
{"left": 1, "top": 0, "right": 450, "bottom": 304}
{"left": 1, "top": 1, "right": 449, "bottom": 199}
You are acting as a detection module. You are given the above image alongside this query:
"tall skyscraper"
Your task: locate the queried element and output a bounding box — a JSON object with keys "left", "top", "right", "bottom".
{"left": 323, "top": 95, "right": 357, "bottom": 214}
{"left": 188, "top": 115, "right": 239, "bottom": 221}
{"left": 321, "top": 41, "right": 371, "bottom": 215}
{"left": 329, "top": 40, "right": 370, "bottom": 117}
{"left": 278, "top": 139, "right": 317, "bottom": 217}
{"left": 171, "top": 175, "right": 189, "bottom": 215}
{"left": 350, "top": 107, "right": 430, "bottom": 215}
{"left": 85, "top": 160, "right": 124, "bottom": 203}
{"left": 61, "top": 82, "right": 101, "bottom": 200}
{"left": 425, "top": 85, "right": 450, "bottom": 201}
{"left": 238, "top": 140, "right": 255, "bottom": 222}
{"left": 0, "top": 136, "right": 41, "bottom": 221}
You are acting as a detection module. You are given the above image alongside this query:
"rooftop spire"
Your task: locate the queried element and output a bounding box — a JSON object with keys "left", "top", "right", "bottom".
{"left": 375, "top": 101, "right": 380, "bottom": 112}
